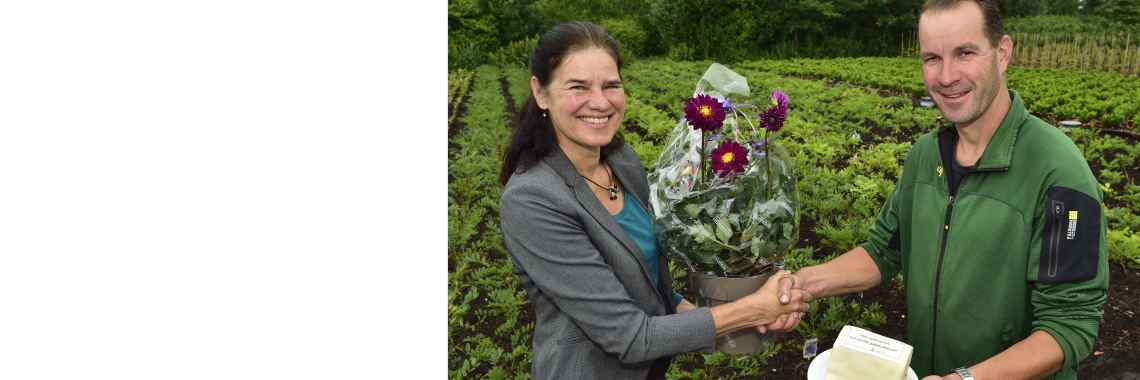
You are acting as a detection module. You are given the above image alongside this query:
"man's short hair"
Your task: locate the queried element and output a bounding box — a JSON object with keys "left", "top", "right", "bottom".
{"left": 921, "top": 0, "right": 1005, "bottom": 48}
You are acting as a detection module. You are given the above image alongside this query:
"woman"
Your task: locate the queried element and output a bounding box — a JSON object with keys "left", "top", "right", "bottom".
{"left": 498, "top": 21, "right": 812, "bottom": 380}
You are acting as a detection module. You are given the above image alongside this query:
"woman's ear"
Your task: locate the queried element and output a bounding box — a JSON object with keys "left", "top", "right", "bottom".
{"left": 531, "top": 76, "right": 548, "bottom": 110}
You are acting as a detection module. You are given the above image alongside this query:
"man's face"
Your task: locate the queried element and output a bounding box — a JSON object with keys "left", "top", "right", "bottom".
{"left": 919, "top": 2, "right": 1009, "bottom": 128}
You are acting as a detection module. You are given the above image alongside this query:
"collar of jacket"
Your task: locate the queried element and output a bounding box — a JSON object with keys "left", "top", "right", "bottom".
{"left": 542, "top": 144, "right": 670, "bottom": 309}
{"left": 935, "top": 89, "right": 1027, "bottom": 171}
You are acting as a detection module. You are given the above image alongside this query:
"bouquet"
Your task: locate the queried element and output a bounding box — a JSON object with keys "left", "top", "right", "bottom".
{"left": 649, "top": 63, "right": 799, "bottom": 278}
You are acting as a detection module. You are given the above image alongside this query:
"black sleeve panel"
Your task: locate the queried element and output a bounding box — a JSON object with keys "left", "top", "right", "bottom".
{"left": 887, "top": 227, "right": 901, "bottom": 251}
{"left": 1038, "top": 186, "right": 1101, "bottom": 285}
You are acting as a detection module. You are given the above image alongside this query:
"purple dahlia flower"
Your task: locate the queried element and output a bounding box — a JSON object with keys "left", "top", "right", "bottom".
{"left": 683, "top": 94, "right": 726, "bottom": 132}
{"left": 710, "top": 140, "right": 749, "bottom": 177}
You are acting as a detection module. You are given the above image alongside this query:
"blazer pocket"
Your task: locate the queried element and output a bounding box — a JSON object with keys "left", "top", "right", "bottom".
{"left": 556, "top": 333, "right": 594, "bottom": 378}
{"left": 557, "top": 333, "right": 591, "bottom": 346}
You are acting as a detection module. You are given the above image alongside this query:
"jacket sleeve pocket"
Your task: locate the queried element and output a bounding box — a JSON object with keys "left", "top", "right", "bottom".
{"left": 1038, "top": 186, "right": 1101, "bottom": 285}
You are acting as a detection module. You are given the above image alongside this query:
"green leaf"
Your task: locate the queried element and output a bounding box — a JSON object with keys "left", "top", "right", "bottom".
{"left": 689, "top": 223, "right": 717, "bottom": 244}
{"left": 684, "top": 203, "right": 702, "bottom": 218}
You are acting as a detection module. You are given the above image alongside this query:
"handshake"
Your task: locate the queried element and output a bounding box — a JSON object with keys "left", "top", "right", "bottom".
{"left": 689, "top": 269, "right": 813, "bottom": 340}
{"left": 753, "top": 270, "right": 811, "bottom": 334}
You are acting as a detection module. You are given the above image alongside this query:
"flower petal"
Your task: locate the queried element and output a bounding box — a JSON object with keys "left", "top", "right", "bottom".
{"left": 683, "top": 94, "right": 726, "bottom": 132}
{"left": 710, "top": 140, "right": 750, "bottom": 178}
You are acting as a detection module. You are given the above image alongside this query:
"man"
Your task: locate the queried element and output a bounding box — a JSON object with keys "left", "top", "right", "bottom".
{"left": 768, "top": 1, "right": 1108, "bottom": 379}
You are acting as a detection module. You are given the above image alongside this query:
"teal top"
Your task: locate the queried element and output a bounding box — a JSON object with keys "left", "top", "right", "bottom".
{"left": 614, "top": 194, "right": 685, "bottom": 307}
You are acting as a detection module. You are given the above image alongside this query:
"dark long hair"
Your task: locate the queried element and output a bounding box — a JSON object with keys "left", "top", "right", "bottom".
{"left": 499, "top": 21, "right": 625, "bottom": 186}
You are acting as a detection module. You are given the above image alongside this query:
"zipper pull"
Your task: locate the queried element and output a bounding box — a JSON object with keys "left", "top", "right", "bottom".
{"left": 948, "top": 195, "right": 954, "bottom": 207}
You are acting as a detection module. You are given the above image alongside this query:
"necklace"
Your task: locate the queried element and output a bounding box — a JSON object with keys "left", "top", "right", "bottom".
{"left": 581, "top": 162, "right": 619, "bottom": 201}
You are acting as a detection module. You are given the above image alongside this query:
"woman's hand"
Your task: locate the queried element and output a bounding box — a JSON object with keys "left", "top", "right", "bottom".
{"left": 709, "top": 270, "right": 812, "bottom": 337}
{"left": 758, "top": 271, "right": 808, "bottom": 333}
{"left": 742, "top": 270, "right": 812, "bottom": 327}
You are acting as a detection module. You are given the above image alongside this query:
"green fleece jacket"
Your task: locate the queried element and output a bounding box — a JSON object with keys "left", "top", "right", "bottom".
{"left": 862, "top": 90, "right": 1108, "bottom": 379}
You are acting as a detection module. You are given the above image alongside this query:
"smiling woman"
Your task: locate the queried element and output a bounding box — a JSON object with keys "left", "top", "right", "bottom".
{"left": 531, "top": 47, "right": 626, "bottom": 165}
{"left": 496, "top": 21, "right": 812, "bottom": 380}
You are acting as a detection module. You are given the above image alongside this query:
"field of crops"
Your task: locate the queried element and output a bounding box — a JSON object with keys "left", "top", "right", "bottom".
{"left": 448, "top": 57, "right": 1140, "bottom": 379}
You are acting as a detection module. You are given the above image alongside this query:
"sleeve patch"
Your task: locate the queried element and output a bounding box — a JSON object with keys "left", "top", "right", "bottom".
{"left": 887, "top": 227, "right": 901, "bottom": 251}
{"left": 1038, "top": 186, "right": 1101, "bottom": 285}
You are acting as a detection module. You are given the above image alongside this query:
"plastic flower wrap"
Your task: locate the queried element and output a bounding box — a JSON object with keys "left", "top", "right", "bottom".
{"left": 649, "top": 63, "right": 799, "bottom": 277}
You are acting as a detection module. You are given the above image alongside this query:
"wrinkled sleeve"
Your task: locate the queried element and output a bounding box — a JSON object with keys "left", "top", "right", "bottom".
{"left": 500, "top": 178, "right": 716, "bottom": 363}
{"left": 861, "top": 182, "right": 904, "bottom": 284}
{"left": 1028, "top": 185, "right": 1108, "bottom": 371}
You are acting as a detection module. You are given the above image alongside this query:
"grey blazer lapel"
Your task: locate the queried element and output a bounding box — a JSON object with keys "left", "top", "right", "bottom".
{"left": 608, "top": 146, "right": 675, "bottom": 312}
{"left": 607, "top": 146, "right": 651, "bottom": 214}
{"left": 543, "top": 147, "right": 661, "bottom": 295}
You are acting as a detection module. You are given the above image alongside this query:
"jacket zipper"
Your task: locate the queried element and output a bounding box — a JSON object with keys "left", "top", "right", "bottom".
{"left": 928, "top": 167, "right": 1006, "bottom": 374}
{"left": 930, "top": 194, "right": 954, "bottom": 375}
{"left": 929, "top": 126, "right": 1009, "bottom": 374}
{"left": 1049, "top": 201, "right": 1064, "bottom": 277}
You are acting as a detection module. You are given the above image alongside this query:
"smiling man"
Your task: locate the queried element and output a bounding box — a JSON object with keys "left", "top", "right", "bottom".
{"left": 765, "top": 1, "right": 1109, "bottom": 379}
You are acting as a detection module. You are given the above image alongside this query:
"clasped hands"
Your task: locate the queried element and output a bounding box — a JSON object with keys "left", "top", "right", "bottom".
{"left": 754, "top": 270, "right": 810, "bottom": 334}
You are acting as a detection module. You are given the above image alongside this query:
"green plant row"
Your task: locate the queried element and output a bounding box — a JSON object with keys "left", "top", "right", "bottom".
{"left": 449, "top": 69, "right": 475, "bottom": 127}
{"left": 449, "top": 56, "right": 1140, "bottom": 379}
{"left": 747, "top": 57, "right": 927, "bottom": 95}
{"left": 1010, "top": 65, "right": 1140, "bottom": 129}
{"left": 448, "top": 65, "right": 533, "bottom": 380}
{"left": 1066, "top": 127, "right": 1140, "bottom": 269}
{"left": 749, "top": 57, "right": 1139, "bottom": 131}
{"left": 503, "top": 66, "right": 532, "bottom": 111}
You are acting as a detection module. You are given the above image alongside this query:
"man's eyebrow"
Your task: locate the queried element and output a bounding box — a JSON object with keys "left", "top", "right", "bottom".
{"left": 954, "top": 42, "right": 981, "bottom": 54}
{"left": 921, "top": 41, "right": 983, "bottom": 60}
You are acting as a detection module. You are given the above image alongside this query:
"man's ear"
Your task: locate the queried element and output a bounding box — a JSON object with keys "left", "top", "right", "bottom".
{"left": 531, "top": 76, "right": 548, "bottom": 110}
{"left": 997, "top": 34, "right": 1013, "bottom": 75}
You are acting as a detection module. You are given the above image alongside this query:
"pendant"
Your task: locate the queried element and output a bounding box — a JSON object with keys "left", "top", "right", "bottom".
{"left": 608, "top": 185, "right": 618, "bottom": 200}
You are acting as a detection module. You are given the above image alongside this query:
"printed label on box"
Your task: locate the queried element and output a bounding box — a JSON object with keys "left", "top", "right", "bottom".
{"left": 837, "top": 328, "right": 907, "bottom": 364}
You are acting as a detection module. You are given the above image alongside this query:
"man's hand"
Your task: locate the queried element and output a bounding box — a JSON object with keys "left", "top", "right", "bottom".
{"left": 757, "top": 271, "right": 807, "bottom": 333}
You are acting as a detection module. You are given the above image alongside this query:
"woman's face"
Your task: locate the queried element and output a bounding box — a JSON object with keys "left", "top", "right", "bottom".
{"left": 532, "top": 48, "right": 625, "bottom": 157}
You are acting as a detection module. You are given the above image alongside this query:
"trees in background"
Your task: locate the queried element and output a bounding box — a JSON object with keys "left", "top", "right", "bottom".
{"left": 448, "top": 0, "right": 1137, "bottom": 70}
{"left": 448, "top": 0, "right": 547, "bottom": 70}
{"left": 1096, "top": 0, "right": 1140, "bottom": 25}
{"left": 647, "top": 0, "right": 927, "bottom": 61}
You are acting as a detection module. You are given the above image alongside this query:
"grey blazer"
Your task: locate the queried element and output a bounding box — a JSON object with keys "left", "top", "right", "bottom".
{"left": 500, "top": 144, "right": 716, "bottom": 380}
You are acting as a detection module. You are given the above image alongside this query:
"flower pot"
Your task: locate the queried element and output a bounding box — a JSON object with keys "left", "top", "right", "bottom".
{"left": 693, "top": 271, "right": 778, "bottom": 354}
